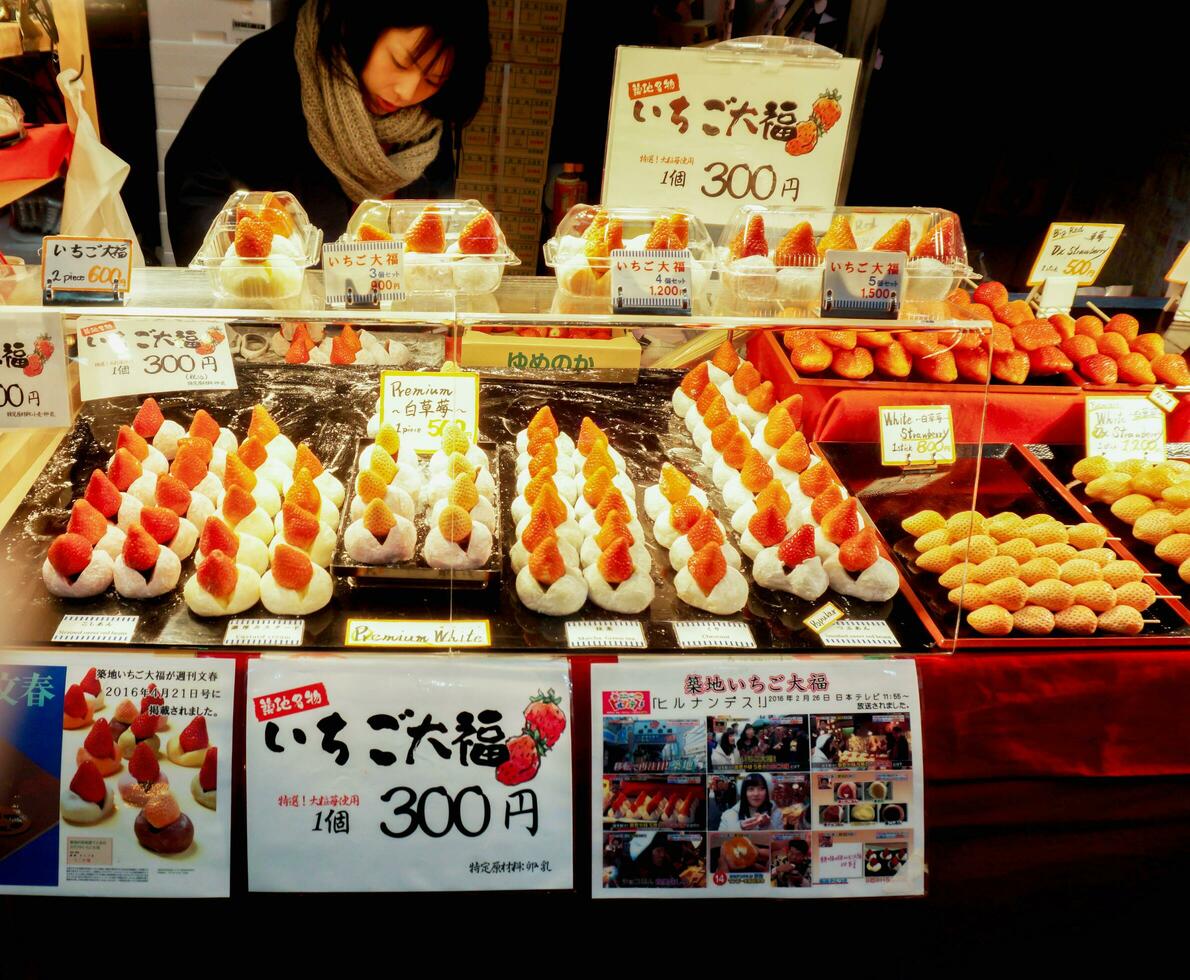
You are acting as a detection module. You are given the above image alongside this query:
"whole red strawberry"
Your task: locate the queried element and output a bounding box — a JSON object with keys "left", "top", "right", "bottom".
{"left": 495, "top": 734, "right": 540, "bottom": 786}
{"left": 524, "top": 689, "right": 567, "bottom": 749}
{"left": 811, "top": 89, "right": 842, "bottom": 132}
{"left": 23, "top": 353, "right": 43, "bottom": 377}
{"left": 785, "top": 120, "right": 818, "bottom": 156}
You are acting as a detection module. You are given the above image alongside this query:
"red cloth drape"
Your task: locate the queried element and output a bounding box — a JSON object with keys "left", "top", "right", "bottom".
{"left": 0, "top": 123, "right": 72, "bottom": 181}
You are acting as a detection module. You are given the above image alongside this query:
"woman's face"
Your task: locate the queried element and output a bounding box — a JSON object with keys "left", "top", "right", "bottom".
{"left": 360, "top": 27, "right": 453, "bottom": 115}
{"left": 744, "top": 726, "right": 755, "bottom": 739}
{"left": 746, "top": 783, "right": 767, "bottom": 808}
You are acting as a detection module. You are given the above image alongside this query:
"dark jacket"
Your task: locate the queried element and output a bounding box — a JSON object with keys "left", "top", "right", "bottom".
{"left": 165, "top": 14, "right": 455, "bottom": 265}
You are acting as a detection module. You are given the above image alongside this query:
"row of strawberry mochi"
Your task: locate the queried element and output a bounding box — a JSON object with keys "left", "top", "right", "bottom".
{"left": 41, "top": 399, "right": 345, "bottom": 617}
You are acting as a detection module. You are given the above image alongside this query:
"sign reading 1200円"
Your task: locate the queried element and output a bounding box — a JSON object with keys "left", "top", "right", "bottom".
{"left": 602, "top": 42, "right": 860, "bottom": 224}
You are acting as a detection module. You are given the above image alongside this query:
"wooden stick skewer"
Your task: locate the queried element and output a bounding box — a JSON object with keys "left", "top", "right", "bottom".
{"left": 1085, "top": 300, "right": 1111, "bottom": 323}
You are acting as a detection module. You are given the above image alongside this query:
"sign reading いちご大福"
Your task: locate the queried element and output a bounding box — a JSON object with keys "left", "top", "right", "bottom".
{"left": 0, "top": 315, "right": 70, "bottom": 428}
{"left": 602, "top": 39, "right": 860, "bottom": 225}
{"left": 246, "top": 656, "right": 574, "bottom": 892}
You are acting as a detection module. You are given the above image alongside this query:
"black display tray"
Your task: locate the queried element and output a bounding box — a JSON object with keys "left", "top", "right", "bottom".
{"left": 0, "top": 365, "right": 934, "bottom": 652}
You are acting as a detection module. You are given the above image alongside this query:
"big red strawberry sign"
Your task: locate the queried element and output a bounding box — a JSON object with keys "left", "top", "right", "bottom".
{"left": 603, "top": 38, "right": 860, "bottom": 224}
{"left": 246, "top": 656, "right": 574, "bottom": 892}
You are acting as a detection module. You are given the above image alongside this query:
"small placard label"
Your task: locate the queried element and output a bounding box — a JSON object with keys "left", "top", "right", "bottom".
{"left": 566, "top": 619, "right": 647, "bottom": 649}
{"left": 879, "top": 405, "right": 956, "bottom": 467}
{"left": 803, "top": 602, "right": 844, "bottom": 635}
{"left": 610, "top": 249, "right": 692, "bottom": 314}
{"left": 323, "top": 240, "right": 404, "bottom": 307}
{"left": 1085, "top": 395, "right": 1167, "bottom": 463}
{"left": 818, "top": 618, "right": 899, "bottom": 648}
{"left": 224, "top": 618, "right": 306, "bottom": 647}
{"left": 344, "top": 618, "right": 491, "bottom": 648}
{"left": 53, "top": 615, "right": 138, "bottom": 644}
{"left": 41, "top": 236, "right": 132, "bottom": 299}
{"left": 822, "top": 249, "right": 905, "bottom": 319}
{"left": 671, "top": 620, "right": 755, "bottom": 649}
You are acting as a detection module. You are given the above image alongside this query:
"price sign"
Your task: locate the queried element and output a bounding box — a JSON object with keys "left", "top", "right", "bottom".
{"left": 378, "top": 370, "right": 480, "bottom": 454}
{"left": 1026, "top": 223, "right": 1124, "bottom": 287}
{"left": 76, "top": 316, "right": 238, "bottom": 402}
{"left": 566, "top": 620, "right": 647, "bottom": 649}
{"left": 603, "top": 43, "right": 860, "bottom": 224}
{"left": 1085, "top": 396, "right": 1166, "bottom": 463}
{"left": 1149, "top": 386, "right": 1181, "bottom": 412}
{"left": 246, "top": 656, "right": 573, "bottom": 892}
{"left": 879, "top": 405, "right": 956, "bottom": 467}
{"left": 323, "top": 240, "right": 404, "bottom": 307}
{"left": 610, "top": 249, "right": 692, "bottom": 314}
{"left": 344, "top": 618, "right": 491, "bottom": 648}
{"left": 822, "top": 249, "right": 905, "bottom": 319}
{"left": 671, "top": 620, "right": 755, "bottom": 649}
{"left": 0, "top": 315, "right": 70, "bottom": 428}
{"left": 41, "top": 236, "right": 132, "bottom": 302}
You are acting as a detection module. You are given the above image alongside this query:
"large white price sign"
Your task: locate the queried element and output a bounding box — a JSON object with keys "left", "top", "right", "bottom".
{"left": 0, "top": 653, "right": 233, "bottom": 897}
{"left": 76, "top": 316, "right": 238, "bottom": 402}
{"left": 591, "top": 658, "right": 923, "bottom": 898}
{"left": 378, "top": 370, "right": 480, "bottom": 453}
{"left": 0, "top": 314, "right": 70, "bottom": 428}
{"left": 247, "top": 656, "right": 574, "bottom": 892}
{"left": 603, "top": 41, "right": 860, "bottom": 224}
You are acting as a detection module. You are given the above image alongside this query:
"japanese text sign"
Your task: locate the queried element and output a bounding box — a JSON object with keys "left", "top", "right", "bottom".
{"left": 822, "top": 249, "right": 905, "bottom": 319}
{"left": 0, "top": 314, "right": 70, "bottom": 428}
{"left": 1085, "top": 396, "right": 1166, "bottom": 463}
{"left": 603, "top": 45, "right": 860, "bottom": 224}
{"left": 0, "top": 653, "right": 233, "bottom": 897}
{"left": 41, "top": 236, "right": 132, "bottom": 301}
{"left": 1026, "top": 223, "right": 1124, "bottom": 286}
{"left": 322, "top": 240, "right": 404, "bottom": 307}
{"left": 879, "top": 405, "right": 956, "bottom": 467}
{"left": 591, "top": 658, "right": 923, "bottom": 898}
{"left": 611, "top": 248, "right": 692, "bottom": 314}
{"left": 247, "top": 656, "right": 573, "bottom": 892}
{"left": 76, "top": 316, "right": 238, "bottom": 402}
{"left": 378, "top": 370, "right": 480, "bottom": 454}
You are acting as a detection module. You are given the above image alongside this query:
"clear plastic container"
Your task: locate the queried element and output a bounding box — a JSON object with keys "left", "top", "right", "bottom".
{"left": 190, "top": 190, "right": 322, "bottom": 303}
{"left": 717, "top": 205, "right": 972, "bottom": 315}
{"left": 343, "top": 199, "right": 519, "bottom": 294}
{"left": 543, "top": 203, "right": 717, "bottom": 308}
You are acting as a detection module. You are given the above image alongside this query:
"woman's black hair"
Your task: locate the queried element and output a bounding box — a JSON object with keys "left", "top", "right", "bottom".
{"left": 718, "top": 732, "right": 736, "bottom": 753}
{"left": 737, "top": 773, "right": 772, "bottom": 819}
{"left": 312, "top": 0, "right": 491, "bottom": 125}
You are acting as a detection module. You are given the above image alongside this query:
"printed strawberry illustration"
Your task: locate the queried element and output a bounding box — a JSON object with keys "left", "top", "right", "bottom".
{"left": 23, "top": 354, "right": 43, "bottom": 377}
{"left": 34, "top": 335, "right": 54, "bottom": 361}
{"left": 785, "top": 120, "right": 819, "bottom": 156}
{"left": 524, "top": 689, "right": 567, "bottom": 749}
{"left": 196, "top": 343, "right": 215, "bottom": 355}
{"left": 495, "top": 734, "right": 541, "bottom": 786}
{"left": 812, "top": 89, "right": 842, "bottom": 132}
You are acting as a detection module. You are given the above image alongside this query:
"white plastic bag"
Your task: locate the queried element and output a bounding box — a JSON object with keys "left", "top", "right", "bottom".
{"left": 55, "top": 69, "right": 144, "bottom": 265}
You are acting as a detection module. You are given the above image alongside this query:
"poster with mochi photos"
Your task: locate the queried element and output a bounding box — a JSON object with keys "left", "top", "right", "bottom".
{"left": 0, "top": 653, "right": 232, "bottom": 897}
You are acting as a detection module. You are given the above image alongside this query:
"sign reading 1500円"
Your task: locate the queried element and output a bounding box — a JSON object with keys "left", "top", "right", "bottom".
{"left": 602, "top": 43, "right": 860, "bottom": 224}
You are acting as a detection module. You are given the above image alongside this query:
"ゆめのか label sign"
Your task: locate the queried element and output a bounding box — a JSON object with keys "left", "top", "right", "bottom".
{"left": 1026, "top": 223, "right": 1124, "bottom": 287}
{"left": 76, "top": 316, "right": 238, "bottom": 402}
{"left": 322, "top": 240, "right": 404, "bottom": 307}
{"left": 603, "top": 42, "right": 860, "bottom": 224}
{"left": 378, "top": 370, "right": 480, "bottom": 454}
{"left": 246, "top": 656, "right": 573, "bottom": 892}
{"left": 591, "top": 658, "right": 923, "bottom": 898}
{"left": 0, "top": 315, "right": 70, "bottom": 428}
{"left": 878, "top": 405, "right": 956, "bottom": 467}
{"left": 41, "top": 236, "right": 133, "bottom": 302}
{"left": 1085, "top": 395, "right": 1166, "bottom": 463}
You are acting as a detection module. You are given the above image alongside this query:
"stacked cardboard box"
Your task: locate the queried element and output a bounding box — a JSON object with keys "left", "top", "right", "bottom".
{"left": 147, "top": 0, "right": 291, "bottom": 264}
{"left": 456, "top": 1, "right": 566, "bottom": 274}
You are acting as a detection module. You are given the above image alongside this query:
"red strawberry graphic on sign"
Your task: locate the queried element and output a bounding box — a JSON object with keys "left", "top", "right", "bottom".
{"left": 524, "top": 689, "right": 566, "bottom": 748}
{"left": 495, "top": 734, "right": 541, "bottom": 786}
{"left": 35, "top": 335, "right": 54, "bottom": 361}
{"left": 23, "top": 353, "right": 43, "bottom": 377}
{"left": 812, "top": 89, "right": 842, "bottom": 132}
{"left": 785, "top": 120, "right": 819, "bottom": 156}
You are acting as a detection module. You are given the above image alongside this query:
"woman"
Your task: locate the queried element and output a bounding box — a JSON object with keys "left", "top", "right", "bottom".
{"left": 717, "top": 774, "right": 779, "bottom": 831}
{"left": 711, "top": 731, "right": 740, "bottom": 769}
{"left": 165, "top": 0, "right": 490, "bottom": 263}
{"left": 737, "top": 724, "right": 759, "bottom": 757}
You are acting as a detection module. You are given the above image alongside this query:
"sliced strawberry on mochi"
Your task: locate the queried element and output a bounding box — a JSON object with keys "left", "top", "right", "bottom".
{"left": 116, "top": 425, "right": 150, "bottom": 462}
{"left": 778, "top": 524, "right": 816, "bottom": 569}
{"left": 199, "top": 516, "right": 239, "bottom": 559}
{"left": 154, "top": 474, "right": 192, "bottom": 516}
{"left": 272, "top": 542, "right": 314, "bottom": 591}
{"left": 198, "top": 746, "right": 217, "bottom": 792}
{"left": 83, "top": 718, "right": 116, "bottom": 759}
{"left": 85, "top": 470, "right": 122, "bottom": 518}
{"left": 839, "top": 527, "right": 879, "bottom": 572}
{"left": 197, "top": 551, "right": 237, "bottom": 599}
{"left": 597, "top": 537, "right": 635, "bottom": 584}
{"left": 129, "top": 741, "right": 160, "bottom": 783}
{"left": 189, "top": 409, "right": 221, "bottom": 444}
{"left": 178, "top": 716, "right": 209, "bottom": 752}
{"left": 688, "top": 542, "right": 728, "bottom": 595}
{"left": 132, "top": 398, "right": 165, "bottom": 438}
{"left": 139, "top": 506, "right": 180, "bottom": 545}
{"left": 63, "top": 684, "right": 89, "bottom": 720}
{"left": 48, "top": 533, "right": 93, "bottom": 578}
{"left": 122, "top": 524, "right": 160, "bottom": 572}
{"left": 67, "top": 500, "right": 108, "bottom": 545}
{"left": 80, "top": 667, "right": 101, "bottom": 697}
{"left": 69, "top": 760, "right": 107, "bottom": 804}
{"left": 130, "top": 711, "right": 159, "bottom": 740}
{"left": 107, "top": 448, "right": 143, "bottom": 492}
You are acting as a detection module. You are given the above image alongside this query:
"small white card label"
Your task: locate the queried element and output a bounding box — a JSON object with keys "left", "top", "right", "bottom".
{"left": 610, "top": 249, "right": 692, "bottom": 314}
{"left": 566, "top": 619, "right": 647, "bottom": 649}
{"left": 223, "top": 618, "right": 306, "bottom": 647}
{"left": 1149, "top": 386, "right": 1181, "bottom": 412}
{"left": 1085, "top": 395, "right": 1166, "bottom": 463}
{"left": 322, "top": 240, "right": 404, "bottom": 307}
{"left": 76, "top": 316, "right": 238, "bottom": 401}
{"left": 822, "top": 249, "right": 905, "bottom": 319}
{"left": 41, "top": 236, "right": 132, "bottom": 299}
{"left": 0, "top": 315, "right": 70, "bottom": 427}
{"left": 378, "top": 370, "right": 480, "bottom": 454}
{"left": 803, "top": 602, "right": 844, "bottom": 635}
{"left": 52, "top": 614, "right": 138, "bottom": 644}
{"left": 671, "top": 620, "right": 755, "bottom": 649}
{"left": 879, "top": 405, "right": 956, "bottom": 467}
{"left": 344, "top": 618, "right": 491, "bottom": 648}
{"left": 1027, "top": 222, "right": 1124, "bottom": 286}
{"left": 818, "top": 618, "right": 899, "bottom": 648}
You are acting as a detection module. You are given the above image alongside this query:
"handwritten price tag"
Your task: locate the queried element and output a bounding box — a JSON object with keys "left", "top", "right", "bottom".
{"left": 610, "top": 249, "right": 691, "bottom": 314}
{"left": 566, "top": 620, "right": 647, "bottom": 649}
{"left": 1085, "top": 395, "right": 1166, "bottom": 463}
{"left": 822, "top": 249, "right": 905, "bottom": 319}
{"left": 344, "top": 618, "right": 491, "bottom": 648}
{"left": 378, "top": 370, "right": 480, "bottom": 454}
{"left": 323, "top": 240, "right": 404, "bottom": 307}
{"left": 1026, "top": 222, "right": 1124, "bottom": 287}
{"left": 41, "top": 235, "right": 132, "bottom": 301}
{"left": 76, "top": 316, "right": 238, "bottom": 402}
{"left": 879, "top": 405, "right": 956, "bottom": 467}
{"left": 0, "top": 315, "right": 70, "bottom": 428}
